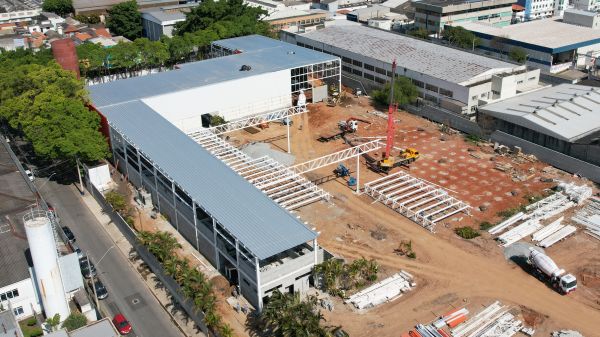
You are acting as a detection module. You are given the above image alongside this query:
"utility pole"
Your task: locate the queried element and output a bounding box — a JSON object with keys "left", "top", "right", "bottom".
{"left": 87, "top": 252, "right": 99, "bottom": 313}
{"left": 76, "top": 157, "right": 84, "bottom": 195}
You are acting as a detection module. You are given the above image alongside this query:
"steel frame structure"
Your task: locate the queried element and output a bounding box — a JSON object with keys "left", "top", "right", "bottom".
{"left": 189, "top": 129, "right": 330, "bottom": 210}
{"left": 364, "top": 172, "right": 470, "bottom": 231}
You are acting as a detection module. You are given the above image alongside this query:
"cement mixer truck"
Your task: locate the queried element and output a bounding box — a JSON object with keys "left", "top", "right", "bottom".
{"left": 528, "top": 249, "right": 577, "bottom": 294}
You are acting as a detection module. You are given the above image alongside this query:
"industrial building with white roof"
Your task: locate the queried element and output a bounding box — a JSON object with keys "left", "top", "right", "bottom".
{"left": 281, "top": 25, "right": 541, "bottom": 118}
{"left": 89, "top": 35, "right": 341, "bottom": 309}
{"left": 454, "top": 18, "right": 600, "bottom": 74}
{"left": 478, "top": 84, "right": 600, "bottom": 166}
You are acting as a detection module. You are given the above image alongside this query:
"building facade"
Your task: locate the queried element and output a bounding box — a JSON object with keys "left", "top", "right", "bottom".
{"left": 573, "top": 0, "right": 600, "bottom": 11}
{"left": 516, "top": 0, "right": 565, "bottom": 19}
{"left": 563, "top": 9, "right": 600, "bottom": 29}
{"left": 141, "top": 4, "right": 196, "bottom": 41}
{"left": 413, "top": 0, "right": 515, "bottom": 35}
{"left": 282, "top": 25, "right": 540, "bottom": 118}
{"left": 0, "top": 278, "right": 40, "bottom": 319}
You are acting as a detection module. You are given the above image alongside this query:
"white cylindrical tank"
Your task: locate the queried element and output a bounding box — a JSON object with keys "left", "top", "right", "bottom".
{"left": 529, "top": 249, "right": 560, "bottom": 277}
{"left": 24, "top": 210, "right": 70, "bottom": 321}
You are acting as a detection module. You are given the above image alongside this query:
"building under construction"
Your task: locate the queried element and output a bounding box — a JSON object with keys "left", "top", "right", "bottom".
{"left": 88, "top": 35, "right": 341, "bottom": 309}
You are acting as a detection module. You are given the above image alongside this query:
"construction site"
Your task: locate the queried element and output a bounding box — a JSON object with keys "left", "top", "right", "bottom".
{"left": 88, "top": 35, "right": 600, "bottom": 337}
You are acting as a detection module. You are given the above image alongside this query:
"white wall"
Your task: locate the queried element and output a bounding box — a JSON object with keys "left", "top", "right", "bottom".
{"left": 143, "top": 70, "right": 292, "bottom": 132}
{"left": 0, "top": 276, "right": 41, "bottom": 319}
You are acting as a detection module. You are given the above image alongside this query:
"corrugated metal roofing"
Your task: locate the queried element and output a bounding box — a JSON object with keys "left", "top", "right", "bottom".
{"left": 211, "top": 34, "right": 288, "bottom": 52}
{"left": 101, "top": 101, "right": 317, "bottom": 260}
{"left": 298, "top": 25, "right": 518, "bottom": 85}
{"left": 479, "top": 84, "right": 600, "bottom": 142}
{"left": 89, "top": 38, "right": 337, "bottom": 108}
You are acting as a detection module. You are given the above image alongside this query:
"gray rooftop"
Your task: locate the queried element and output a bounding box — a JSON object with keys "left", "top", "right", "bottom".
{"left": 298, "top": 25, "right": 517, "bottom": 84}
{"left": 70, "top": 318, "right": 119, "bottom": 337}
{"left": 479, "top": 84, "right": 600, "bottom": 142}
{"left": 456, "top": 18, "right": 600, "bottom": 51}
{"left": 0, "top": 310, "right": 22, "bottom": 337}
{"left": 89, "top": 36, "right": 337, "bottom": 107}
{"left": 141, "top": 10, "right": 186, "bottom": 23}
{"left": 0, "top": 141, "right": 36, "bottom": 288}
{"left": 100, "top": 100, "right": 317, "bottom": 259}
{"left": 211, "top": 34, "right": 293, "bottom": 53}
{"left": 564, "top": 8, "right": 600, "bottom": 16}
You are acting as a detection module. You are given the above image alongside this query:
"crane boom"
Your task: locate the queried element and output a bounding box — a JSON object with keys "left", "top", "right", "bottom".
{"left": 385, "top": 60, "right": 398, "bottom": 159}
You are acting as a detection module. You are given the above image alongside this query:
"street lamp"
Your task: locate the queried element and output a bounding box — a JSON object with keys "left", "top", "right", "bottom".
{"left": 36, "top": 172, "right": 56, "bottom": 192}
{"left": 88, "top": 245, "right": 115, "bottom": 312}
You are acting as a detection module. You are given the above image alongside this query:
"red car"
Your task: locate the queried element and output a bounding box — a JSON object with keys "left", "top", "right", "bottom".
{"left": 112, "top": 314, "right": 132, "bottom": 335}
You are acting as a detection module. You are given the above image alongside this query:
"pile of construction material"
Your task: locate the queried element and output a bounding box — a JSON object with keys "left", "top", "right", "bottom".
{"left": 556, "top": 182, "right": 593, "bottom": 204}
{"left": 451, "top": 301, "right": 523, "bottom": 337}
{"left": 345, "top": 270, "right": 415, "bottom": 309}
{"left": 489, "top": 192, "right": 577, "bottom": 247}
{"left": 572, "top": 197, "right": 600, "bottom": 241}
{"left": 552, "top": 331, "right": 584, "bottom": 337}
{"left": 531, "top": 216, "right": 577, "bottom": 248}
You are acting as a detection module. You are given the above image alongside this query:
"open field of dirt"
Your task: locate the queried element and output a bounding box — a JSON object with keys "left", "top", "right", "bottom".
{"left": 227, "top": 95, "right": 600, "bottom": 336}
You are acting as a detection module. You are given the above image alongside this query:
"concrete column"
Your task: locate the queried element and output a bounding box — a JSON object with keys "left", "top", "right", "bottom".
{"left": 255, "top": 257, "right": 263, "bottom": 311}
{"left": 213, "top": 218, "right": 219, "bottom": 268}
{"left": 193, "top": 203, "right": 199, "bottom": 250}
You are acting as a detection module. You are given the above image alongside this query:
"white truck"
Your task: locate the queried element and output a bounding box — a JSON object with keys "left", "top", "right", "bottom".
{"left": 529, "top": 249, "right": 577, "bottom": 294}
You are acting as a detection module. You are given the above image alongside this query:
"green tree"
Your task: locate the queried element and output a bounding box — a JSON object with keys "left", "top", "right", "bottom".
{"left": 0, "top": 63, "right": 109, "bottom": 163}
{"left": 133, "top": 38, "right": 169, "bottom": 69}
{"left": 107, "top": 1, "right": 142, "bottom": 40}
{"left": 509, "top": 47, "right": 528, "bottom": 63}
{"left": 42, "top": 0, "right": 73, "bottom": 16}
{"left": 175, "top": 0, "right": 268, "bottom": 35}
{"left": 45, "top": 313, "right": 61, "bottom": 332}
{"left": 407, "top": 28, "right": 430, "bottom": 40}
{"left": 371, "top": 76, "right": 418, "bottom": 107}
{"left": 61, "top": 313, "right": 88, "bottom": 331}
{"left": 105, "top": 190, "right": 127, "bottom": 212}
{"left": 76, "top": 42, "right": 109, "bottom": 78}
{"left": 442, "top": 26, "right": 480, "bottom": 50}
{"left": 73, "top": 14, "right": 101, "bottom": 24}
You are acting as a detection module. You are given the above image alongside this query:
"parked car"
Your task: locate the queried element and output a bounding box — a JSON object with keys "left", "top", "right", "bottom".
{"left": 79, "top": 257, "right": 96, "bottom": 278}
{"left": 24, "top": 169, "right": 34, "bottom": 181}
{"left": 92, "top": 279, "right": 108, "bottom": 300}
{"left": 70, "top": 242, "right": 85, "bottom": 260}
{"left": 62, "top": 226, "right": 75, "bottom": 243}
{"left": 112, "top": 314, "right": 132, "bottom": 335}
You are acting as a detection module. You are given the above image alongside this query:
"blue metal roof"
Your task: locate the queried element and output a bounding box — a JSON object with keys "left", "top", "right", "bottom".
{"left": 89, "top": 38, "right": 337, "bottom": 108}
{"left": 101, "top": 100, "right": 317, "bottom": 260}
{"left": 212, "top": 34, "right": 288, "bottom": 52}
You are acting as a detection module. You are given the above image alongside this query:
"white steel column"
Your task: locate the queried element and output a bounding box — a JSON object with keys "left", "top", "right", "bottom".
{"left": 355, "top": 155, "right": 360, "bottom": 194}
{"left": 255, "top": 257, "right": 263, "bottom": 311}
{"left": 287, "top": 120, "right": 291, "bottom": 154}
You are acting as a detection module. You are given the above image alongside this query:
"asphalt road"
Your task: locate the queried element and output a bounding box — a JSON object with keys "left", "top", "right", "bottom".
{"left": 36, "top": 178, "right": 184, "bottom": 337}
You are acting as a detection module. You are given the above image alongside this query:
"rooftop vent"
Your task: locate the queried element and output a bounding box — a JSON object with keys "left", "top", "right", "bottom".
{"left": 288, "top": 51, "right": 296, "bottom": 55}
{"left": 240, "top": 65, "right": 252, "bottom": 71}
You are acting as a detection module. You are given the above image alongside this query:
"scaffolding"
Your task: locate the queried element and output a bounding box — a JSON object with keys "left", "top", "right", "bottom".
{"left": 189, "top": 129, "right": 330, "bottom": 210}
{"left": 363, "top": 172, "right": 470, "bottom": 231}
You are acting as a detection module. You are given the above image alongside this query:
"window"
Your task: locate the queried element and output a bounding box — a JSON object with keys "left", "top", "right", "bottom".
{"left": 0, "top": 289, "right": 19, "bottom": 301}
{"left": 352, "top": 59, "right": 362, "bottom": 67}
{"left": 528, "top": 77, "right": 536, "bottom": 81}
{"left": 425, "top": 84, "right": 438, "bottom": 92}
{"left": 364, "top": 73, "right": 375, "bottom": 80}
{"left": 342, "top": 65, "right": 352, "bottom": 72}
{"left": 342, "top": 56, "right": 351, "bottom": 63}
{"left": 472, "top": 95, "right": 478, "bottom": 101}
{"left": 412, "top": 80, "right": 424, "bottom": 88}
{"left": 364, "top": 64, "right": 375, "bottom": 71}
{"left": 13, "top": 306, "right": 24, "bottom": 316}
{"left": 352, "top": 69, "right": 362, "bottom": 76}
{"left": 375, "top": 67, "right": 386, "bottom": 75}
{"left": 374, "top": 77, "right": 386, "bottom": 84}
{"left": 439, "top": 88, "right": 453, "bottom": 98}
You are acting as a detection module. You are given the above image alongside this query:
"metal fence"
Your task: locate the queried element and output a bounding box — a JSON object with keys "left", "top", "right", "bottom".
{"left": 490, "top": 131, "right": 600, "bottom": 183}
{"left": 404, "top": 104, "right": 484, "bottom": 136}
{"left": 85, "top": 182, "right": 217, "bottom": 337}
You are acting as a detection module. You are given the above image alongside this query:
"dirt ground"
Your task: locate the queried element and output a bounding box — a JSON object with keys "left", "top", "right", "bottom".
{"left": 227, "top": 95, "right": 600, "bottom": 336}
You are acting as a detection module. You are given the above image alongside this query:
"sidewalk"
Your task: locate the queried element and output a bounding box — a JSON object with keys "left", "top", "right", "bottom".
{"left": 78, "top": 187, "right": 205, "bottom": 337}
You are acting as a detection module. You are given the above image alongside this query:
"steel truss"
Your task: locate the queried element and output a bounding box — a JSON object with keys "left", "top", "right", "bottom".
{"left": 188, "top": 129, "right": 330, "bottom": 210}
{"left": 187, "top": 106, "right": 306, "bottom": 137}
{"left": 364, "top": 172, "right": 470, "bottom": 232}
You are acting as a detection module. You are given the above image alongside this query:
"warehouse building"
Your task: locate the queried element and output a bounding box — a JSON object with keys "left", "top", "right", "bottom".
{"left": 88, "top": 36, "right": 341, "bottom": 309}
{"left": 455, "top": 18, "right": 600, "bottom": 74}
{"left": 282, "top": 25, "right": 540, "bottom": 118}
{"left": 478, "top": 84, "right": 600, "bottom": 166}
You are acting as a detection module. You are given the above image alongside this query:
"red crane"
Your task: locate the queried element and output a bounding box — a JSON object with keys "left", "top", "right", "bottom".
{"left": 381, "top": 59, "right": 398, "bottom": 168}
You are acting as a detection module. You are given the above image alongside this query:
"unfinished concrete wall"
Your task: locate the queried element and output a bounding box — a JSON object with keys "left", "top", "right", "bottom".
{"left": 490, "top": 131, "right": 600, "bottom": 183}
{"left": 405, "top": 104, "right": 484, "bottom": 136}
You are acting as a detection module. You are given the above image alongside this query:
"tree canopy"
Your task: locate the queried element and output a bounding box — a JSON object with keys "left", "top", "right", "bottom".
{"left": 0, "top": 60, "right": 109, "bottom": 163}
{"left": 371, "top": 76, "right": 419, "bottom": 107}
{"left": 107, "top": 0, "right": 142, "bottom": 40}
{"left": 509, "top": 47, "right": 528, "bottom": 64}
{"left": 442, "top": 26, "right": 480, "bottom": 50}
{"left": 42, "top": 0, "right": 73, "bottom": 16}
{"left": 407, "top": 28, "right": 430, "bottom": 40}
{"left": 61, "top": 313, "right": 88, "bottom": 331}
{"left": 175, "top": 0, "right": 270, "bottom": 36}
